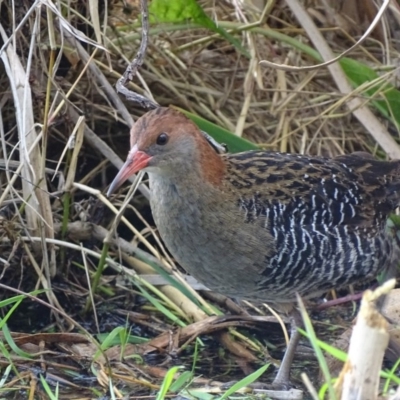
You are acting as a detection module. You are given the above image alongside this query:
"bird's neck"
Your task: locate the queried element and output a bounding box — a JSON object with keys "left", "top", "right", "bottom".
{"left": 197, "top": 142, "right": 226, "bottom": 186}
{"left": 148, "top": 166, "right": 222, "bottom": 209}
{"left": 147, "top": 159, "right": 230, "bottom": 247}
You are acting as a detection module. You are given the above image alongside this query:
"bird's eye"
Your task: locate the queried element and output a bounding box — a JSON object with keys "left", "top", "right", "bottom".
{"left": 156, "top": 132, "right": 169, "bottom": 145}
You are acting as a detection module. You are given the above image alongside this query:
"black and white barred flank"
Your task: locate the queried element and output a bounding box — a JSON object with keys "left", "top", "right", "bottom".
{"left": 228, "top": 151, "right": 400, "bottom": 301}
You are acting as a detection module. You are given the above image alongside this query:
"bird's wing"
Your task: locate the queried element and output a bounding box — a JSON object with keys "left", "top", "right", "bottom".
{"left": 224, "top": 151, "right": 400, "bottom": 229}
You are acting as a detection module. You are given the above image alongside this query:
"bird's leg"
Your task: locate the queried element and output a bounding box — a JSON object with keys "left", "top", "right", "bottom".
{"left": 271, "top": 308, "right": 302, "bottom": 389}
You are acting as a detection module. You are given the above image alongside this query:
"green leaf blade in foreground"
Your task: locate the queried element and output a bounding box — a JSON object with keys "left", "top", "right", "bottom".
{"left": 149, "top": 0, "right": 249, "bottom": 57}
{"left": 156, "top": 366, "right": 182, "bottom": 400}
{"left": 219, "top": 363, "right": 269, "bottom": 399}
{"left": 174, "top": 107, "right": 260, "bottom": 153}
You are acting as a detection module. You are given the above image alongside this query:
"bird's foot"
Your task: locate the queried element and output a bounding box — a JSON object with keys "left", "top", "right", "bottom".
{"left": 269, "top": 377, "right": 293, "bottom": 391}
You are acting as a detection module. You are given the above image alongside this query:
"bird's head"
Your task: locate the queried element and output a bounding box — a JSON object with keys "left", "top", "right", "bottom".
{"left": 107, "top": 107, "right": 224, "bottom": 196}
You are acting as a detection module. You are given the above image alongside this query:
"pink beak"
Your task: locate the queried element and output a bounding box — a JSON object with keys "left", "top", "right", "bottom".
{"left": 107, "top": 145, "right": 151, "bottom": 196}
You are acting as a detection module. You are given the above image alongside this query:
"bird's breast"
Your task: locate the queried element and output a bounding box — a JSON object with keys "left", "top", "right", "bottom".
{"left": 148, "top": 173, "right": 274, "bottom": 298}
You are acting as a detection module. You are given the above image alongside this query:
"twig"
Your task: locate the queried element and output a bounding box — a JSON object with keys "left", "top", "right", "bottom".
{"left": 116, "top": 0, "right": 159, "bottom": 109}
{"left": 260, "top": 0, "right": 390, "bottom": 72}
{"left": 62, "top": 30, "right": 134, "bottom": 127}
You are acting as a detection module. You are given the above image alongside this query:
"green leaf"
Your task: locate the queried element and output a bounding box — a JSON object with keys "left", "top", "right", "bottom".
{"left": 3, "top": 323, "right": 33, "bottom": 359}
{"left": 149, "top": 0, "right": 249, "bottom": 57}
{"left": 150, "top": 0, "right": 202, "bottom": 22}
{"left": 156, "top": 366, "right": 182, "bottom": 400}
{"left": 381, "top": 367, "right": 400, "bottom": 385}
{"left": 388, "top": 214, "right": 400, "bottom": 228}
{"left": 297, "top": 297, "right": 337, "bottom": 400}
{"left": 174, "top": 107, "right": 260, "bottom": 153}
{"left": 40, "top": 375, "right": 59, "bottom": 400}
{"left": 136, "top": 253, "right": 202, "bottom": 308}
{"left": 219, "top": 363, "right": 269, "bottom": 399}
{"left": 299, "top": 327, "right": 347, "bottom": 362}
{"left": 383, "top": 357, "right": 400, "bottom": 393}
{"left": 0, "top": 364, "right": 12, "bottom": 388}
{"left": 339, "top": 58, "right": 400, "bottom": 130}
{"left": 169, "top": 370, "right": 193, "bottom": 392}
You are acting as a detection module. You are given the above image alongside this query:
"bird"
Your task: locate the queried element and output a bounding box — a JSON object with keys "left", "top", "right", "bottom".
{"left": 107, "top": 106, "right": 400, "bottom": 389}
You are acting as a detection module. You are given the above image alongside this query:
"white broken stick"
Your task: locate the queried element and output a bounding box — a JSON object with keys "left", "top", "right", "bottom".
{"left": 336, "top": 279, "right": 396, "bottom": 400}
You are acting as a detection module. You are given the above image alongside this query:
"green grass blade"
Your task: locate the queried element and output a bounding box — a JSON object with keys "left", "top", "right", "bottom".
{"left": 175, "top": 107, "right": 260, "bottom": 152}
{"left": 99, "top": 326, "right": 125, "bottom": 351}
{"left": 297, "top": 294, "right": 336, "bottom": 400}
{"left": 383, "top": 357, "right": 400, "bottom": 393}
{"left": 39, "top": 375, "right": 59, "bottom": 400}
{"left": 2, "top": 323, "right": 33, "bottom": 359}
{"left": 218, "top": 363, "right": 269, "bottom": 399}
{"left": 156, "top": 366, "right": 182, "bottom": 400}
{"left": 0, "top": 364, "right": 12, "bottom": 388}
{"left": 170, "top": 370, "right": 193, "bottom": 392}
{"left": 138, "top": 285, "right": 186, "bottom": 327}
